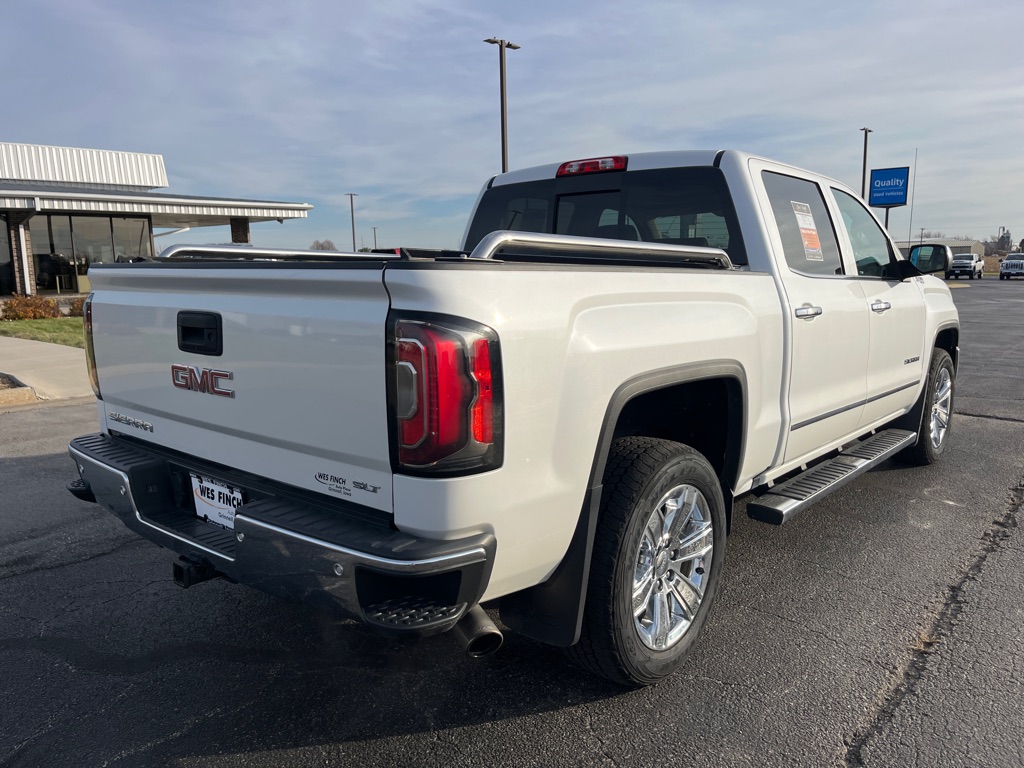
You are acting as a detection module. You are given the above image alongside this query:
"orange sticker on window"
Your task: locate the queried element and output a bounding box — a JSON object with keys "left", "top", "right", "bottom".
{"left": 791, "top": 201, "right": 823, "bottom": 261}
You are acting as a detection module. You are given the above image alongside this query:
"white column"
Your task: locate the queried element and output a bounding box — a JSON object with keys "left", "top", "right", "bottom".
{"left": 18, "top": 223, "right": 32, "bottom": 295}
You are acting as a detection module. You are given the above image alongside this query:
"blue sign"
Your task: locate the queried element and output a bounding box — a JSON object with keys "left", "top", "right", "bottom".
{"left": 869, "top": 166, "right": 910, "bottom": 208}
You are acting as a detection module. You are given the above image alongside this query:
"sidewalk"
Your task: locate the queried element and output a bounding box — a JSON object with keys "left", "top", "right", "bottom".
{"left": 0, "top": 336, "right": 93, "bottom": 402}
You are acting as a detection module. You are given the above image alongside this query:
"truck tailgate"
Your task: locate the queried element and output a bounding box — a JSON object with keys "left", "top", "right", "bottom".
{"left": 88, "top": 265, "right": 394, "bottom": 513}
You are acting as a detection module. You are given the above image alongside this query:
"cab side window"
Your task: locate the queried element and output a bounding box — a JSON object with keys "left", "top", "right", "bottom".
{"left": 832, "top": 189, "right": 901, "bottom": 279}
{"left": 762, "top": 171, "right": 843, "bottom": 277}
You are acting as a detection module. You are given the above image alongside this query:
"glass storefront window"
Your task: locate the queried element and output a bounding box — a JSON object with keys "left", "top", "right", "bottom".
{"left": 29, "top": 216, "right": 75, "bottom": 292}
{"left": 71, "top": 216, "right": 115, "bottom": 267}
{"left": 112, "top": 217, "right": 153, "bottom": 259}
{"left": 0, "top": 214, "right": 14, "bottom": 295}
{"left": 20, "top": 213, "right": 154, "bottom": 293}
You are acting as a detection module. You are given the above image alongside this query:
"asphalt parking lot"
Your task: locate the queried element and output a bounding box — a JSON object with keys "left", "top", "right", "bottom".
{"left": 1, "top": 278, "right": 1022, "bottom": 767}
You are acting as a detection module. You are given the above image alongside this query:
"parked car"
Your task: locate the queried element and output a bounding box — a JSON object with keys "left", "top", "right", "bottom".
{"left": 1000, "top": 254, "right": 1024, "bottom": 280}
{"left": 946, "top": 253, "right": 984, "bottom": 280}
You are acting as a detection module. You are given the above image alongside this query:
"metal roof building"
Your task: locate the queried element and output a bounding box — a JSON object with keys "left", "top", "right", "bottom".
{"left": 893, "top": 238, "right": 984, "bottom": 258}
{"left": 0, "top": 142, "right": 313, "bottom": 296}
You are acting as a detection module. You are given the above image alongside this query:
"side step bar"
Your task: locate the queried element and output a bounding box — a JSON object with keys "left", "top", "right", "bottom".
{"left": 747, "top": 429, "right": 917, "bottom": 525}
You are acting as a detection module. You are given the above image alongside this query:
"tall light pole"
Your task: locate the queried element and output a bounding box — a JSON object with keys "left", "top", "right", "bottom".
{"left": 345, "top": 193, "right": 358, "bottom": 251}
{"left": 860, "top": 127, "right": 873, "bottom": 199}
{"left": 372, "top": 226, "right": 378, "bottom": 249}
{"left": 484, "top": 37, "right": 520, "bottom": 173}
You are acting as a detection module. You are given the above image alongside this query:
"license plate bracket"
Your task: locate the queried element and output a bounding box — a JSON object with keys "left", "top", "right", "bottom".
{"left": 189, "top": 473, "right": 243, "bottom": 530}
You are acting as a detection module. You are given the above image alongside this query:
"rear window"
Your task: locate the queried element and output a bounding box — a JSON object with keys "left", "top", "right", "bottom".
{"left": 464, "top": 167, "right": 747, "bottom": 265}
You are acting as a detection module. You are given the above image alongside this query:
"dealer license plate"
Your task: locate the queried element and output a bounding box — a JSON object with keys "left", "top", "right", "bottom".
{"left": 190, "top": 473, "right": 243, "bottom": 530}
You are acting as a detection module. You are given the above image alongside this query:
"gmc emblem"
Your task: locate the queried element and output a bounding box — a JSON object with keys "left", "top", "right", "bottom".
{"left": 171, "top": 364, "right": 235, "bottom": 398}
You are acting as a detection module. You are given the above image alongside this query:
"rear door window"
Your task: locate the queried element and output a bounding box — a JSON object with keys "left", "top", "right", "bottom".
{"left": 761, "top": 171, "right": 844, "bottom": 277}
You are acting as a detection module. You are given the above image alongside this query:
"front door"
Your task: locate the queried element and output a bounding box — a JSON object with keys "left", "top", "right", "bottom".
{"left": 831, "top": 188, "right": 927, "bottom": 428}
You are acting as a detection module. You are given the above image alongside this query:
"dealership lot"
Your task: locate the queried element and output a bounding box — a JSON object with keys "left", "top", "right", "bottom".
{"left": 1, "top": 279, "right": 1022, "bottom": 767}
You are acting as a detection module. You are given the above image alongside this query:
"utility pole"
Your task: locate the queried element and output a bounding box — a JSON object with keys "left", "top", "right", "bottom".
{"left": 484, "top": 38, "right": 521, "bottom": 173}
{"left": 372, "top": 226, "right": 378, "bottom": 249}
{"left": 860, "top": 127, "right": 873, "bottom": 199}
{"left": 345, "top": 193, "right": 358, "bottom": 252}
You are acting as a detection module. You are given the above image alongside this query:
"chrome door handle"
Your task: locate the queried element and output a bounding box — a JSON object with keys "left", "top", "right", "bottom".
{"left": 870, "top": 301, "right": 892, "bottom": 313}
{"left": 794, "top": 306, "right": 823, "bottom": 319}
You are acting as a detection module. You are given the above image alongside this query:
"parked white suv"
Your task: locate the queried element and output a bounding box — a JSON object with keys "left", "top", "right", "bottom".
{"left": 1000, "top": 254, "right": 1024, "bottom": 280}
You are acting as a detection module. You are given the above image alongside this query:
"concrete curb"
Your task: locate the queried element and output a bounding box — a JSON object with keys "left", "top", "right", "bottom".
{"left": 0, "top": 374, "right": 38, "bottom": 406}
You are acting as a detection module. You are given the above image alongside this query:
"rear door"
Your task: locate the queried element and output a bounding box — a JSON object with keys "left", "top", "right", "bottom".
{"left": 755, "top": 165, "right": 871, "bottom": 464}
{"left": 89, "top": 263, "right": 395, "bottom": 512}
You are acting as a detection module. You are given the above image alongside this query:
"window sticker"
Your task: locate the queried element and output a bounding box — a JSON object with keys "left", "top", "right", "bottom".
{"left": 791, "top": 201, "right": 823, "bottom": 261}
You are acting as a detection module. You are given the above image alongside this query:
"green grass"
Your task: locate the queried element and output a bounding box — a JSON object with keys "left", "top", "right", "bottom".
{"left": 0, "top": 317, "right": 86, "bottom": 348}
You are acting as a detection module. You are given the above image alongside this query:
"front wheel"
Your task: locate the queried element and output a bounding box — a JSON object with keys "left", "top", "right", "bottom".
{"left": 566, "top": 437, "right": 726, "bottom": 686}
{"left": 900, "top": 349, "right": 955, "bottom": 465}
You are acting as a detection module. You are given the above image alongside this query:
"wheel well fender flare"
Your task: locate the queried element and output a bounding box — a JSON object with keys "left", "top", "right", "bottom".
{"left": 499, "top": 361, "right": 747, "bottom": 647}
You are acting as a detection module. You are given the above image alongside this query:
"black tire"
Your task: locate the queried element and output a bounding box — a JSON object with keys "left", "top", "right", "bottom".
{"left": 899, "top": 350, "right": 955, "bottom": 465}
{"left": 566, "top": 437, "right": 726, "bottom": 686}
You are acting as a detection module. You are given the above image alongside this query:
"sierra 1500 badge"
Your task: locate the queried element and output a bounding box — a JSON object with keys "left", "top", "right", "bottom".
{"left": 171, "top": 364, "right": 234, "bottom": 397}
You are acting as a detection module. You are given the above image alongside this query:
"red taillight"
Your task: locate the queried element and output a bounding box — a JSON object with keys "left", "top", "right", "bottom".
{"left": 391, "top": 316, "right": 502, "bottom": 474}
{"left": 556, "top": 156, "right": 627, "bottom": 177}
{"left": 470, "top": 338, "right": 493, "bottom": 443}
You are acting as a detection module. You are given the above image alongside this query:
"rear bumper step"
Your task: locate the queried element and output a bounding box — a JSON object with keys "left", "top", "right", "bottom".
{"left": 747, "top": 429, "right": 917, "bottom": 525}
{"left": 68, "top": 433, "right": 495, "bottom": 634}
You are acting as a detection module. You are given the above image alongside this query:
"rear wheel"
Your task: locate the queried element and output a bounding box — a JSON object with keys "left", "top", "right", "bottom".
{"left": 900, "top": 349, "right": 954, "bottom": 465}
{"left": 566, "top": 437, "right": 726, "bottom": 686}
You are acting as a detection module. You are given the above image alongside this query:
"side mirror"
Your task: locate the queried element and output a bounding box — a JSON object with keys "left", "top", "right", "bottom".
{"left": 909, "top": 245, "right": 952, "bottom": 274}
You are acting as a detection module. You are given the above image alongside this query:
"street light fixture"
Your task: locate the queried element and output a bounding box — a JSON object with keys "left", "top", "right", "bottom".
{"left": 484, "top": 37, "right": 520, "bottom": 173}
{"left": 345, "top": 193, "right": 358, "bottom": 252}
{"left": 860, "top": 127, "right": 873, "bottom": 199}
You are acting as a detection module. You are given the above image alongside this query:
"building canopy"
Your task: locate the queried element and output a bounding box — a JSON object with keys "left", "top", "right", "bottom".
{"left": 0, "top": 142, "right": 314, "bottom": 295}
{"left": 0, "top": 142, "right": 312, "bottom": 228}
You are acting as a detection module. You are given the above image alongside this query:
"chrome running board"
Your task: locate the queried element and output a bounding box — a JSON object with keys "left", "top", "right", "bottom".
{"left": 746, "top": 429, "right": 918, "bottom": 525}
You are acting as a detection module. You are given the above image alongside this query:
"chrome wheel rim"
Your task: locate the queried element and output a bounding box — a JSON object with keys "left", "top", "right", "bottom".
{"left": 930, "top": 367, "right": 952, "bottom": 449}
{"left": 632, "top": 483, "right": 714, "bottom": 651}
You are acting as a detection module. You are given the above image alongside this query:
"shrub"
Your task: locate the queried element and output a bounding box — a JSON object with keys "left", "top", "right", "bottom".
{"left": 67, "top": 298, "right": 86, "bottom": 317}
{"left": 1, "top": 294, "right": 61, "bottom": 320}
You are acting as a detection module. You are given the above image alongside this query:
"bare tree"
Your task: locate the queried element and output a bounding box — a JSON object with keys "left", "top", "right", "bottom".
{"left": 309, "top": 239, "right": 337, "bottom": 251}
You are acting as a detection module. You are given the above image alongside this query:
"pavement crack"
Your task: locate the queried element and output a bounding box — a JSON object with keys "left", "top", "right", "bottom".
{"left": 0, "top": 537, "right": 143, "bottom": 582}
{"left": 581, "top": 709, "right": 620, "bottom": 767}
{"left": 843, "top": 483, "right": 1022, "bottom": 766}
{"left": 955, "top": 410, "right": 1024, "bottom": 425}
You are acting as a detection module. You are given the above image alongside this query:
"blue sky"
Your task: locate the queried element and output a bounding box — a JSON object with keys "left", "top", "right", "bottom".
{"left": 5, "top": 0, "right": 1023, "bottom": 250}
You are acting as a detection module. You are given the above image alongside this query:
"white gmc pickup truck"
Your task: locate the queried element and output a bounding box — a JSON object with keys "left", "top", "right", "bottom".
{"left": 67, "top": 150, "right": 959, "bottom": 685}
